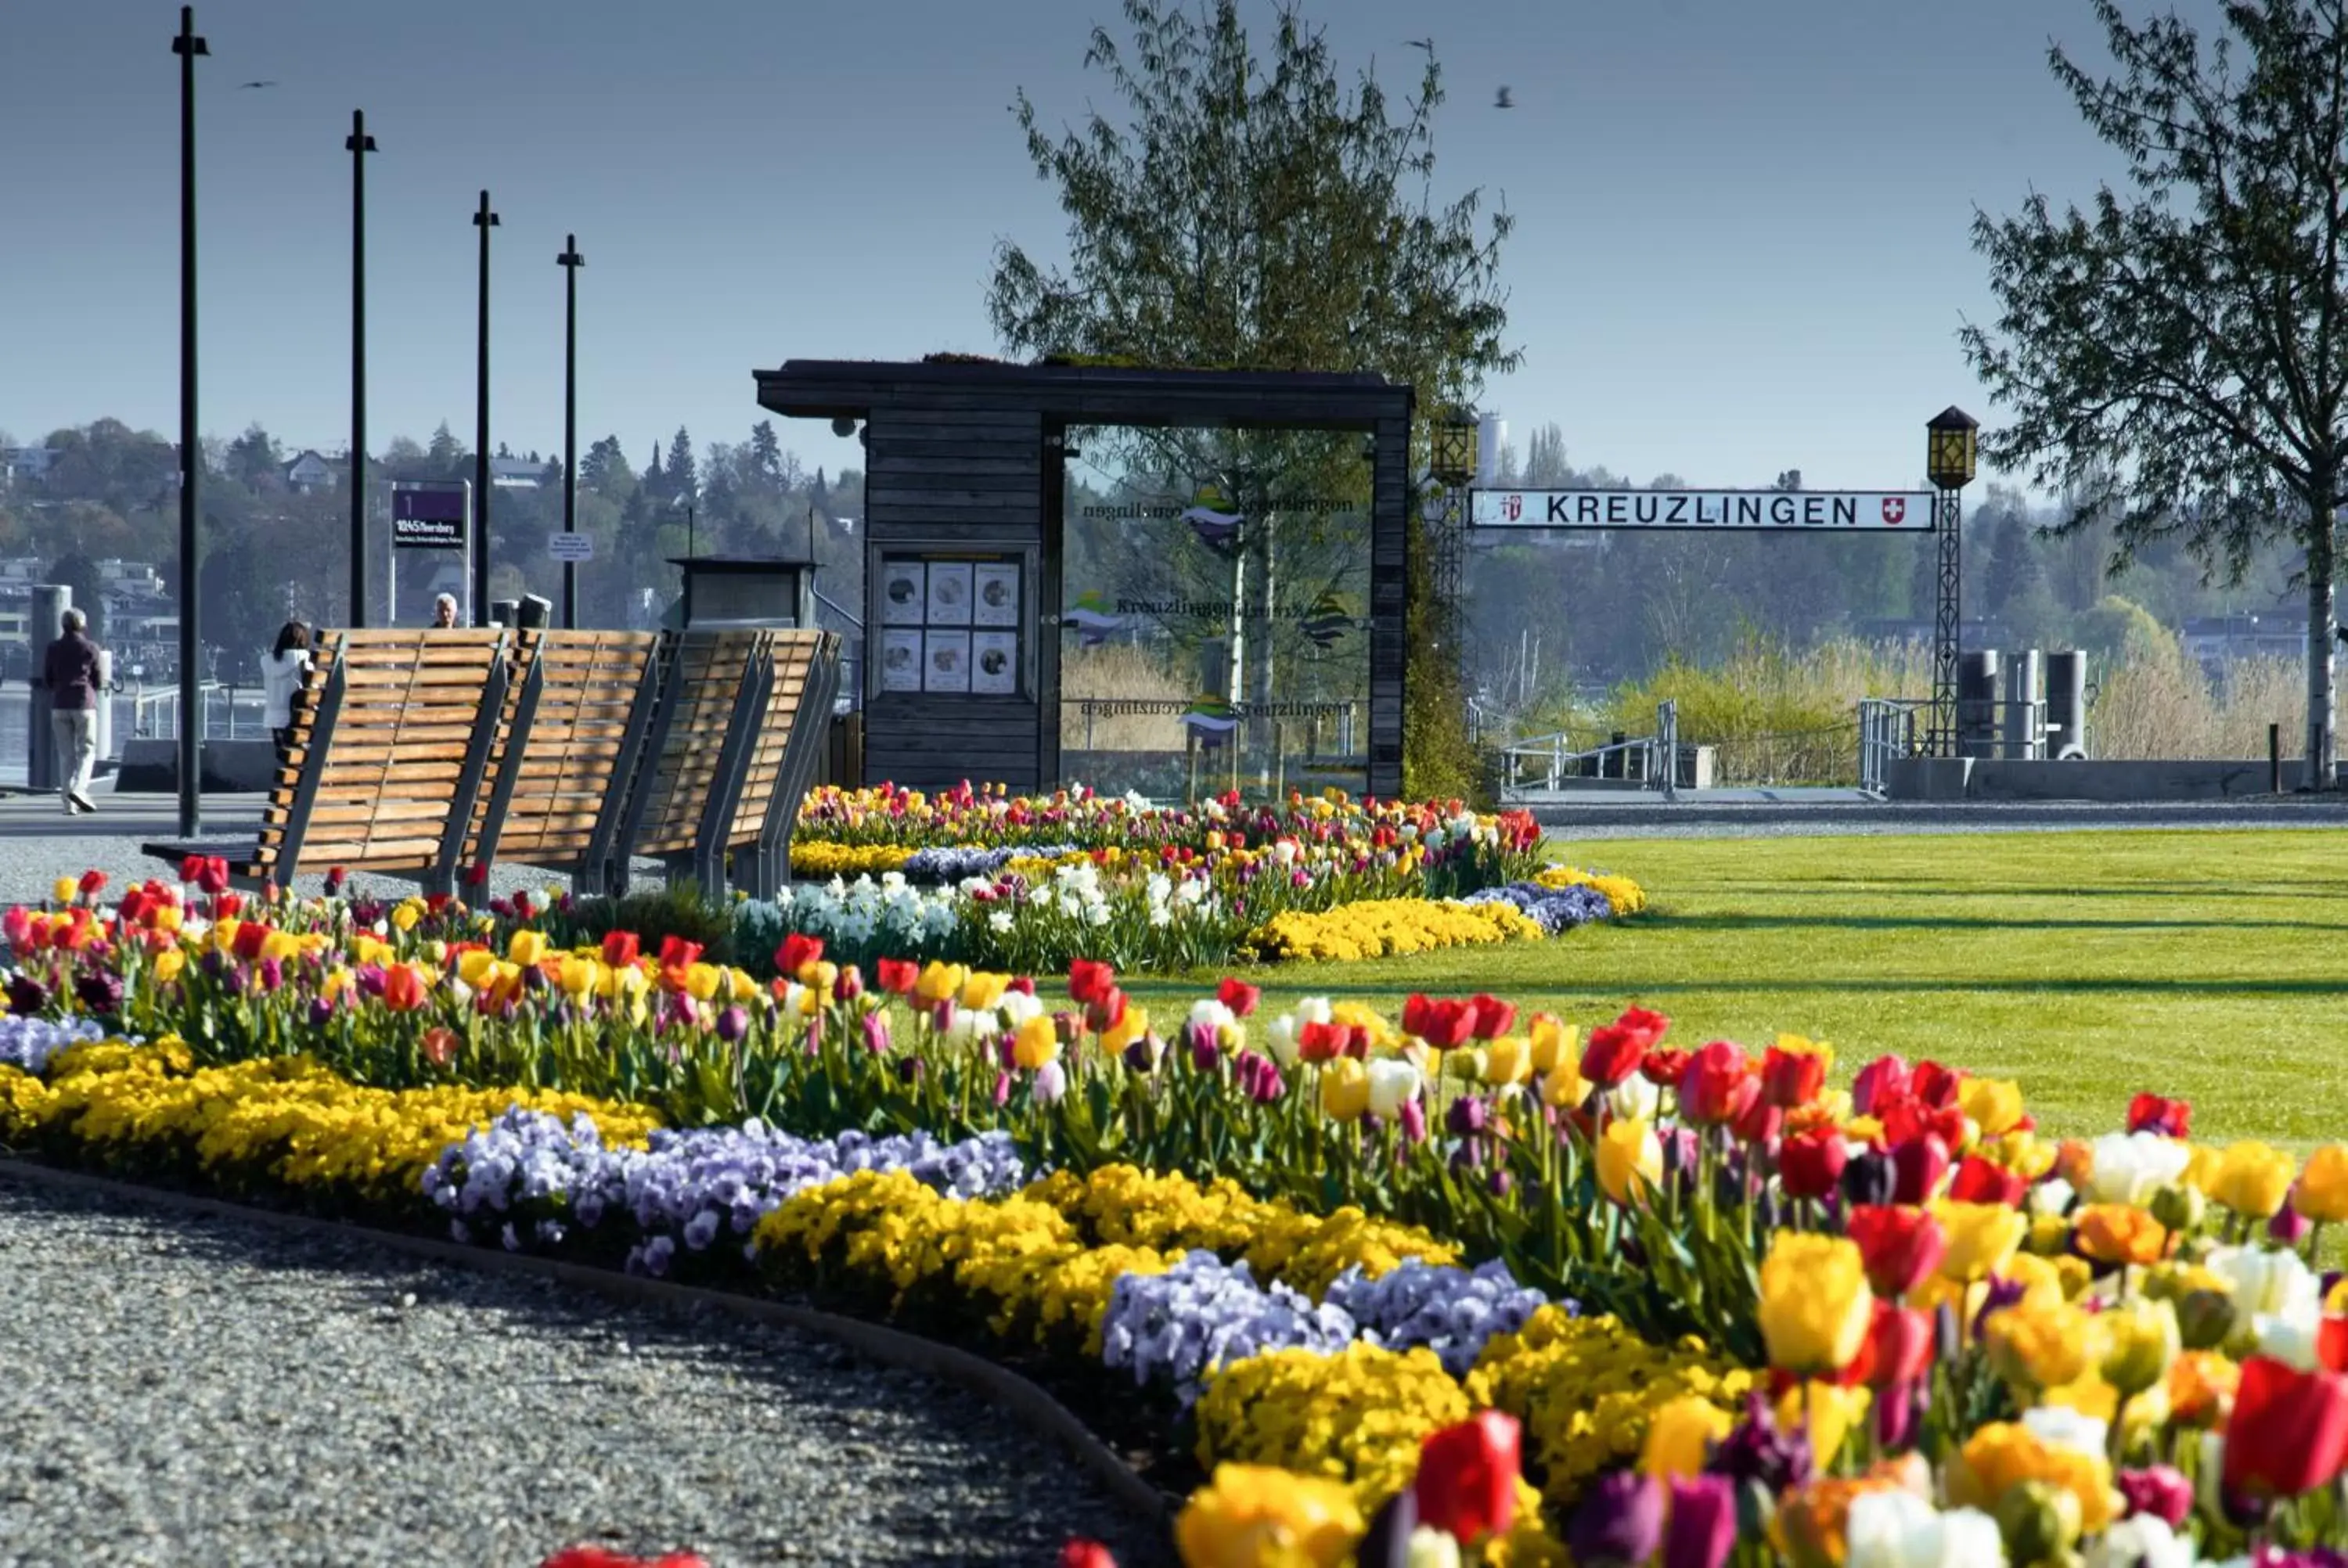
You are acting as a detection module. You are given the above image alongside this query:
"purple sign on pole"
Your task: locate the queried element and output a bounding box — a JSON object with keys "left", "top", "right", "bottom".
{"left": 391, "top": 484, "right": 468, "bottom": 548}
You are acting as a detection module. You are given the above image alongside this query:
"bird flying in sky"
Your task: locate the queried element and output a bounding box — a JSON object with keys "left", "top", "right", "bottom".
{"left": 238, "top": 80, "right": 276, "bottom": 89}
{"left": 1495, "top": 85, "right": 1514, "bottom": 109}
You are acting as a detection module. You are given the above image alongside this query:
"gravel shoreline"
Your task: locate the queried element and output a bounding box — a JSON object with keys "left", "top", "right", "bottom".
{"left": 0, "top": 1171, "right": 1172, "bottom": 1568}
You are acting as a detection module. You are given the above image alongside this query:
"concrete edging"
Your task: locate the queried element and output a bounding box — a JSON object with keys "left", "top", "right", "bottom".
{"left": 0, "top": 1155, "right": 1174, "bottom": 1530}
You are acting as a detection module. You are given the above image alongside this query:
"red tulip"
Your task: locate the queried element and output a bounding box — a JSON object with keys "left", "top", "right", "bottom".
{"left": 1847, "top": 1204, "right": 1946, "bottom": 1297}
{"left": 775, "top": 933, "right": 824, "bottom": 981}
{"left": 1217, "top": 976, "right": 1261, "bottom": 1018}
{"left": 1850, "top": 1054, "right": 1910, "bottom": 1115}
{"left": 1058, "top": 1543, "right": 1118, "bottom": 1568}
{"left": 1404, "top": 996, "right": 1477, "bottom": 1050}
{"left": 1678, "top": 1041, "right": 1757, "bottom": 1126}
{"left": 1466, "top": 993, "right": 1516, "bottom": 1040}
{"left": 1890, "top": 1134, "right": 1952, "bottom": 1206}
{"left": 179, "top": 853, "right": 205, "bottom": 883}
{"left": 2223, "top": 1357, "right": 2348, "bottom": 1500}
{"left": 1583, "top": 1005, "right": 1669, "bottom": 1088}
{"left": 2320, "top": 1316, "right": 2348, "bottom": 1375}
{"left": 1779, "top": 1131, "right": 1848, "bottom": 1200}
{"left": 231, "top": 921, "right": 271, "bottom": 962}
{"left": 1946, "top": 1155, "right": 2028, "bottom": 1208}
{"left": 1860, "top": 1301, "right": 1936, "bottom": 1390}
{"left": 601, "top": 930, "right": 640, "bottom": 969}
{"left": 877, "top": 958, "right": 920, "bottom": 995}
{"left": 657, "top": 935, "right": 704, "bottom": 970}
{"left": 381, "top": 965, "right": 428, "bottom": 1012}
{"left": 1910, "top": 1060, "right": 1963, "bottom": 1109}
{"left": 2127, "top": 1093, "right": 2191, "bottom": 1138}
{"left": 196, "top": 857, "right": 232, "bottom": 896}
{"left": 325, "top": 865, "right": 348, "bottom": 897}
{"left": 1413, "top": 1410, "right": 1521, "bottom": 1544}
{"left": 1297, "top": 1020, "right": 1349, "bottom": 1064}
{"left": 77, "top": 869, "right": 106, "bottom": 899}
{"left": 1760, "top": 1044, "right": 1826, "bottom": 1109}
{"left": 1734, "top": 1095, "right": 1784, "bottom": 1149}
{"left": 538, "top": 1550, "right": 708, "bottom": 1568}
{"left": 1068, "top": 958, "right": 1117, "bottom": 1006}
{"left": 1880, "top": 1098, "right": 1968, "bottom": 1155}
{"left": 1640, "top": 1046, "right": 1691, "bottom": 1089}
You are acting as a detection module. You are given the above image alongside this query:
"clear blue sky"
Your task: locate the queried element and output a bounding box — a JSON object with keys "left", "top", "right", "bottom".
{"left": 1, "top": 0, "right": 2189, "bottom": 492}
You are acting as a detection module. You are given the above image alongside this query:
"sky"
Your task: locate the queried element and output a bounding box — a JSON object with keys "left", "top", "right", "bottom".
{"left": 0, "top": 0, "right": 2199, "bottom": 495}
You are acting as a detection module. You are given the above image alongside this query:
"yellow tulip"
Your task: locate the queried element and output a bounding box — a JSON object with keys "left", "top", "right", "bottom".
{"left": 151, "top": 948, "right": 187, "bottom": 984}
{"left": 1528, "top": 1013, "right": 1576, "bottom": 1074}
{"left": 390, "top": 901, "right": 421, "bottom": 933}
{"left": 913, "top": 962, "right": 966, "bottom": 1006}
{"left": 51, "top": 877, "right": 75, "bottom": 904}
{"left": 1014, "top": 1014, "right": 1061, "bottom": 1071}
{"left": 1984, "top": 1297, "right": 2101, "bottom": 1394}
{"left": 728, "top": 967, "right": 762, "bottom": 1002}
{"left": 959, "top": 971, "right": 1010, "bottom": 1011}
{"left": 1774, "top": 1382, "right": 1871, "bottom": 1473}
{"left": 557, "top": 956, "right": 600, "bottom": 998}
{"left": 456, "top": 949, "right": 498, "bottom": 989}
{"left": 1101, "top": 1005, "right": 1149, "bottom": 1056}
{"left": 1541, "top": 1058, "right": 1587, "bottom": 1109}
{"left": 1758, "top": 1233, "right": 1872, "bottom": 1376}
{"left": 1960, "top": 1077, "right": 2026, "bottom": 1139}
{"left": 211, "top": 918, "right": 242, "bottom": 956}
{"left": 507, "top": 929, "right": 547, "bottom": 966}
{"left": 1642, "top": 1394, "right": 1733, "bottom": 1480}
{"left": 1947, "top": 1422, "right": 2115, "bottom": 1535}
{"left": 351, "top": 933, "right": 392, "bottom": 967}
{"left": 1173, "top": 1463, "right": 1363, "bottom": 1568}
{"left": 1482, "top": 1036, "right": 1532, "bottom": 1088}
{"left": 2298, "top": 1145, "right": 2348, "bottom": 1224}
{"left": 684, "top": 962, "right": 722, "bottom": 1002}
{"left": 1321, "top": 1058, "right": 1370, "bottom": 1122}
{"left": 260, "top": 930, "right": 301, "bottom": 964}
{"left": 2100, "top": 1297, "right": 2180, "bottom": 1397}
{"left": 1932, "top": 1199, "right": 2029, "bottom": 1284}
{"left": 1597, "top": 1117, "right": 1662, "bottom": 1205}
{"left": 2209, "top": 1140, "right": 2296, "bottom": 1219}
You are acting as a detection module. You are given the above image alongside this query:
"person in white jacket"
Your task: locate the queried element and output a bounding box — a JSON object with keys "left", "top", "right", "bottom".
{"left": 261, "top": 620, "right": 314, "bottom": 762}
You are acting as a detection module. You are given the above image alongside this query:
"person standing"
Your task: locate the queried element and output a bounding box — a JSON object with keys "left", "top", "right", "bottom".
{"left": 39, "top": 608, "right": 102, "bottom": 815}
{"left": 261, "top": 620, "right": 313, "bottom": 765}
{"left": 431, "top": 593, "right": 459, "bottom": 628}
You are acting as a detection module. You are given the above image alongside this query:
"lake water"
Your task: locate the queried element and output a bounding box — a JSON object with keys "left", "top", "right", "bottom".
{"left": 0, "top": 688, "right": 268, "bottom": 789}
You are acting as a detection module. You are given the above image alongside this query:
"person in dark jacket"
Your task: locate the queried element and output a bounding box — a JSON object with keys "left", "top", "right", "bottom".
{"left": 38, "top": 608, "right": 103, "bottom": 815}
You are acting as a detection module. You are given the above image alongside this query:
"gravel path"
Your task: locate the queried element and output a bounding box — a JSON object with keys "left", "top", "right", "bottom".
{"left": 0, "top": 1171, "right": 1172, "bottom": 1568}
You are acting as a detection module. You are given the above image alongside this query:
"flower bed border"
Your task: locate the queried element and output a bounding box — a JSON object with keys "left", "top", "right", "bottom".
{"left": 0, "top": 1153, "right": 1176, "bottom": 1532}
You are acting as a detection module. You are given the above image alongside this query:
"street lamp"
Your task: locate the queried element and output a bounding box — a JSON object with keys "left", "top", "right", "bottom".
{"left": 171, "top": 5, "right": 208, "bottom": 838}
{"left": 556, "top": 234, "right": 585, "bottom": 629}
{"left": 1430, "top": 412, "right": 1478, "bottom": 488}
{"left": 472, "top": 191, "right": 499, "bottom": 625}
{"left": 1925, "top": 406, "right": 1979, "bottom": 758}
{"left": 347, "top": 110, "right": 376, "bottom": 630}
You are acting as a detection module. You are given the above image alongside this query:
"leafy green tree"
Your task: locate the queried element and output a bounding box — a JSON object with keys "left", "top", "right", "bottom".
{"left": 989, "top": 0, "right": 1517, "bottom": 796}
{"left": 1963, "top": 0, "right": 2348, "bottom": 784}
{"left": 665, "top": 427, "right": 697, "bottom": 499}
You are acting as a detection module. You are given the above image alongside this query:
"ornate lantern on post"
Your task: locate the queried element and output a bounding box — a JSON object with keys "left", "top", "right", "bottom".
{"left": 1430, "top": 412, "right": 1479, "bottom": 488}
{"left": 1925, "top": 406, "right": 1979, "bottom": 757}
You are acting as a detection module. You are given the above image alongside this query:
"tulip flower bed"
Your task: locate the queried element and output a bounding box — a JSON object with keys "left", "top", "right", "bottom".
{"left": 24, "top": 875, "right": 2348, "bottom": 1564}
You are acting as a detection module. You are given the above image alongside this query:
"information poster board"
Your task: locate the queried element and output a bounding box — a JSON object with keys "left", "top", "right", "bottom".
{"left": 879, "top": 552, "right": 1026, "bottom": 697}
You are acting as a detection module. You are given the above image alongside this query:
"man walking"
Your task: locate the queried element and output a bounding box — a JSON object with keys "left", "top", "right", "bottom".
{"left": 39, "top": 608, "right": 102, "bottom": 815}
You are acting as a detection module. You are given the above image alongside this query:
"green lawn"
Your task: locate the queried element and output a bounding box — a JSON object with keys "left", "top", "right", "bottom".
{"left": 1126, "top": 829, "right": 2348, "bottom": 1146}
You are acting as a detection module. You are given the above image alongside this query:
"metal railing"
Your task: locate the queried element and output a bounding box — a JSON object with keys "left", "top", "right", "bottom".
{"left": 1498, "top": 703, "right": 1676, "bottom": 799}
{"left": 1857, "top": 698, "right": 1924, "bottom": 795}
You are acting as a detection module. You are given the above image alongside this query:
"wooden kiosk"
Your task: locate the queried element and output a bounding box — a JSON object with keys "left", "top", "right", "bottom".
{"left": 752, "top": 359, "right": 1416, "bottom": 797}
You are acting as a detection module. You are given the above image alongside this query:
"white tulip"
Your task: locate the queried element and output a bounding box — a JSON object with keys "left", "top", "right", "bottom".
{"left": 2206, "top": 1243, "right": 2321, "bottom": 1325}
{"left": 1366, "top": 1059, "right": 1422, "bottom": 1117}
{"left": 1607, "top": 1074, "right": 1660, "bottom": 1123}
{"left": 1296, "top": 996, "right": 1334, "bottom": 1027}
{"left": 1265, "top": 1016, "right": 1301, "bottom": 1067}
{"left": 2087, "top": 1515, "right": 2196, "bottom": 1568}
{"left": 1846, "top": 1491, "right": 2007, "bottom": 1568}
{"left": 2022, "top": 1405, "right": 2107, "bottom": 1459}
{"left": 2084, "top": 1131, "right": 2192, "bottom": 1205}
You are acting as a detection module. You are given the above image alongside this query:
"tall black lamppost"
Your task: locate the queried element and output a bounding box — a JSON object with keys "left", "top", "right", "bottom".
{"left": 472, "top": 191, "right": 499, "bottom": 624}
{"left": 172, "top": 5, "right": 207, "bottom": 838}
{"left": 1925, "top": 406, "right": 1980, "bottom": 757}
{"left": 347, "top": 110, "right": 376, "bottom": 629}
{"left": 556, "top": 235, "right": 585, "bottom": 629}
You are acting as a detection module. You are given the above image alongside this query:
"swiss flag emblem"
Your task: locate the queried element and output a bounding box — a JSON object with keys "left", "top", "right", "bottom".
{"left": 1881, "top": 497, "right": 1907, "bottom": 525}
{"left": 1503, "top": 493, "right": 1523, "bottom": 522}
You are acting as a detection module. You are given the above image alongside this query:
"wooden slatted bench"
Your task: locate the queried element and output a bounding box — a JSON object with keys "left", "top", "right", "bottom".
{"left": 723, "top": 628, "right": 843, "bottom": 897}
{"left": 142, "top": 629, "right": 513, "bottom": 894}
{"left": 461, "top": 628, "right": 668, "bottom": 894}
{"left": 607, "top": 628, "right": 773, "bottom": 896}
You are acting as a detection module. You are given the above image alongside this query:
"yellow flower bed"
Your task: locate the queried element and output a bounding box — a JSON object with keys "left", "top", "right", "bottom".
{"left": 1466, "top": 1305, "right": 1755, "bottom": 1511}
{"left": 787, "top": 842, "right": 914, "bottom": 879}
{"left": 1243, "top": 897, "right": 1543, "bottom": 963}
{"left": 752, "top": 1162, "right": 1460, "bottom": 1356}
{"left": 1534, "top": 864, "right": 1648, "bottom": 916}
{"left": 0, "top": 1040, "right": 658, "bottom": 1203}
{"left": 1028, "top": 1165, "right": 1459, "bottom": 1299}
